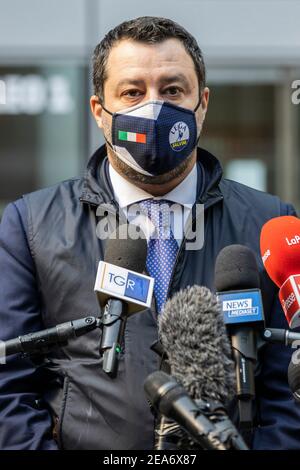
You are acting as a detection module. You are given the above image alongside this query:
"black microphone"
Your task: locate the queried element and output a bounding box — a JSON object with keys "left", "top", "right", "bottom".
{"left": 288, "top": 349, "right": 300, "bottom": 402}
{"left": 262, "top": 328, "right": 300, "bottom": 347}
{"left": 158, "top": 285, "right": 247, "bottom": 449}
{"left": 96, "top": 224, "right": 150, "bottom": 377}
{"left": 215, "top": 244, "right": 264, "bottom": 429}
{"left": 0, "top": 316, "right": 99, "bottom": 359}
{"left": 144, "top": 370, "right": 228, "bottom": 450}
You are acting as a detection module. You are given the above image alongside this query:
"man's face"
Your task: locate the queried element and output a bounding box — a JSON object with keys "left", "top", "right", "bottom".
{"left": 91, "top": 38, "right": 209, "bottom": 184}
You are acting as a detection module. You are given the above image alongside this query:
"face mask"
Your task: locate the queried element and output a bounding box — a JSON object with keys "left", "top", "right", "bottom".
{"left": 101, "top": 99, "right": 201, "bottom": 176}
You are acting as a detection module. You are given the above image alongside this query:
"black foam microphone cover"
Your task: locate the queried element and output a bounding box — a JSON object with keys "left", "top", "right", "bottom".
{"left": 104, "top": 223, "right": 147, "bottom": 273}
{"left": 215, "top": 244, "right": 260, "bottom": 292}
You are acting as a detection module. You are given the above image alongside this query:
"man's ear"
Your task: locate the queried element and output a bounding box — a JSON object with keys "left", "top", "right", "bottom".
{"left": 90, "top": 95, "right": 104, "bottom": 129}
{"left": 201, "top": 87, "right": 210, "bottom": 116}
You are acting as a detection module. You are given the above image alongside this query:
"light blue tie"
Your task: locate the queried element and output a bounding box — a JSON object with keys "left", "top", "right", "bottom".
{"left": 139, "top": 199, "right": 179, "bottom": 313}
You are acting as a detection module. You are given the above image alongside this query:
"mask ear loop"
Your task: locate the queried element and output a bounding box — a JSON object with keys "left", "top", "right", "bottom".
{"left": 193, "top": 91, "right": 203, "bottom": 112}
{"left": 194, "top": 92, "right": 204, "bottom": 146}
{"left": 96, "top": 97, "right": 115, "bottom": 149}
{"left": 98, "top": 98, "right": 114, "bottom": 117}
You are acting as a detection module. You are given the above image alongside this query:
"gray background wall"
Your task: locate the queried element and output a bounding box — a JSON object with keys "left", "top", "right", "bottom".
{"left": 0, "top": 0, "right": 299, "bottom": 211}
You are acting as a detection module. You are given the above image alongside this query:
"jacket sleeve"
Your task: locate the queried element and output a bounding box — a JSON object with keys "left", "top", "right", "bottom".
{"left": 252, "top": 201, "right": 300, "bottom": 450}
{"left": 0, "top": 200, "right": 58, "bottom": 450}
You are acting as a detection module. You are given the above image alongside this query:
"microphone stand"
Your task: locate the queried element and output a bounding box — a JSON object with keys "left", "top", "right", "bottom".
{"left": 150, "top": 340, "right": 177, "bottom": 450}
{"left": 0, "top": 311, "right": 127, "bottom": 377}
{"left": 1, "top": 316, "right": 100, "bottom": 357}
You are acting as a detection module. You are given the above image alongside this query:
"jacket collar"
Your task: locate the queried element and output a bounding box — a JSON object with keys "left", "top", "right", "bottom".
{"left": 79, "top": 144, "right": 223, "bottom": 207}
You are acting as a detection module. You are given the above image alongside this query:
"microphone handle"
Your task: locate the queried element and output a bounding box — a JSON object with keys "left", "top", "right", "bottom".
{"left": 231, "top": 327, "right": 256, "bottom": 396}
{"left": 230, "top": 326, "right": 257, "bottom": 429}
{"left": 100, "top": 298, "right": 127, "bottom": 377}
{"left": 1, "top": 316, "right": 99, "bottom": 357}
{"left": 263, "top": 328, "right": 300, "bottom": 347}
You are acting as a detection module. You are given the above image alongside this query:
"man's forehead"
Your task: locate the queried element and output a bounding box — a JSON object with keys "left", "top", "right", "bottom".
{"left": 105, "top": 38, "right": 197, "bottom": 83}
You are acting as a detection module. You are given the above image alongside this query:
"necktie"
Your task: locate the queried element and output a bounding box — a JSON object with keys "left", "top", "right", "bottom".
{"left": 139, "top": 199, "right": 179, "bottom": 313}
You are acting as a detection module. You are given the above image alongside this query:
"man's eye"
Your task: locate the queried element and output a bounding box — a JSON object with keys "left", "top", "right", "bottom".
{"left": 164, "top": 87, "right": 182, "bottom": 96}
{"left": 123, "top": 90, "right": 143, "bottom": 98}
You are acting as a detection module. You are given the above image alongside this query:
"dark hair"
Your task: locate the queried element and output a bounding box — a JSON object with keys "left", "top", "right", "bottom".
{"left": 92, "top": 16, "right": 206, "bottom": 103}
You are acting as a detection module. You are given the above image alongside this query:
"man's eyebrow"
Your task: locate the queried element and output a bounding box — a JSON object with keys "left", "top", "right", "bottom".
{"left": 116, "top": 75, "right": 191, "bottom": 88}
{"left": 158, "top": 74, "right": 190, "bottom": 87}
{"left": 116, "top": 79, "right": 145, "bottom": 88}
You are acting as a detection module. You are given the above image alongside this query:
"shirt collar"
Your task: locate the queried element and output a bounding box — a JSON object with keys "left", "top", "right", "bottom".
{"left": 108, "top": 163, "right": 198, "bottom": 209}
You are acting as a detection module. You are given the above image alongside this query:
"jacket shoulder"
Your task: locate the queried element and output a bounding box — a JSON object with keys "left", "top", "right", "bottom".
{"left": 21, "top": 177, "right": 87, "bottom": 245}
{"left": 23, "top": 177, "right": 83, "bottom": 205}
{"left": 219, "top": 178, "right": 293, "bottom": 217}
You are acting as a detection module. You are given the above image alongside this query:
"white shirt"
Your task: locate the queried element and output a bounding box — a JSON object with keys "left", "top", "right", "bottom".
{"left": 109, "top": 163, "right": 198, "bottom": 245}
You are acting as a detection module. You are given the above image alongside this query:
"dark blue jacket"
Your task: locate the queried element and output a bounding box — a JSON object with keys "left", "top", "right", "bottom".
{"left": 0, "top": 145, "right": 300, "bottom": 450}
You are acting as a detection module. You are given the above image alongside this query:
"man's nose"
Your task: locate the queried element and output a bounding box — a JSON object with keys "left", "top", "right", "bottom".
{"left": 146, "top": 89, "right": 162, "bottom": 102}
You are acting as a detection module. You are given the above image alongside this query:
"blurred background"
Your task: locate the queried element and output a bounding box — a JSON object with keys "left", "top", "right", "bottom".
{"left": 0, "top": 0, "right": 300, "bottom": 216}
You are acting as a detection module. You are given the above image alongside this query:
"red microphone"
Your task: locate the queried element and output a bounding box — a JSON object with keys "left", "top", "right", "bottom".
{"left": 260, "top": 215, "right": 300, "bottom": 329}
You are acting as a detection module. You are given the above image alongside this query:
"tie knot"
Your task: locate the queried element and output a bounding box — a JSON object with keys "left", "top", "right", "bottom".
{"left": 139, "top": 199, "right": 173, "bottom": 232}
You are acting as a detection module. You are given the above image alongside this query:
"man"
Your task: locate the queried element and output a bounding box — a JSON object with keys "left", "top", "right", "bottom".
{"left": 0, "top": 16, "right": 300, "bottom": 450}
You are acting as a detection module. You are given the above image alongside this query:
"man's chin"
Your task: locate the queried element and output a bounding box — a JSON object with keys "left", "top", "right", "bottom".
{"left": 108, "top": 149, "right": 195, "bottom": 186}
{"left": 122, "top": 170, "right": 179, "bottom": 185}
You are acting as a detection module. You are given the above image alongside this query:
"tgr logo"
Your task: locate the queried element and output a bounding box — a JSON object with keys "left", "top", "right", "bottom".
{"left": 109, "top": 273, "right": 135, "bottom": 290}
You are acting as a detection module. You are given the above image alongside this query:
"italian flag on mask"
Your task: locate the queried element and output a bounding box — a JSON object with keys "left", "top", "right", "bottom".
{"left": 118, "top": 130, "right": 147, "bottom": 144}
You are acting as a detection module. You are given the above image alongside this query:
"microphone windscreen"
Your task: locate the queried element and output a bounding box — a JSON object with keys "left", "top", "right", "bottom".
{"left": 215, "top": 244, "right": 260, "bottom": 292}
{"left": 104, "top": 224, "right": 147, "bottom": 273}
{"left": 159, "top": 285, "right": 235, "bottom": 405}
{"left": 260, "top": 215, "right": 300, "bottom": 287}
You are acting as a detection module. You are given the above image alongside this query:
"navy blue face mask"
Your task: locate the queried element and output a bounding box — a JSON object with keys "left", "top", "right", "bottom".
{"left": 101, "top": 99, "right": 201, "bottom": 176}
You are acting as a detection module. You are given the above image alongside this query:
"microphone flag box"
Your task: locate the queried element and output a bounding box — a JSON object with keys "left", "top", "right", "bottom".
{"left": 279, "top": 275, "right": 300, "bottom": 329}
{"left": 94, "top": 261, "right": 154, "bottom": 314}
{"left": 217, "top": 289, "right": 265, "bottom": 326}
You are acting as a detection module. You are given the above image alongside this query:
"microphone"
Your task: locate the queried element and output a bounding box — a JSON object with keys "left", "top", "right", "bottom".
{"left": 144, "top": 370, "right": 248, "bottom": 450}
{"left": 159, "top": 285, "right": 235, "bottom": 404}
{"left": 260, "top": 215, "right": 300, "bottom": 329}
{"left": 157, "top": 285, "right": 247, "bottom": 449}
{"left": 215, "top": 245, "right": 265, "bottom": 429}
{"left": 0, "top": 316, "right": 100, "bottom": 360}
{"left": 145, "top": 370, "right": 226, "bottom": 450}
{"left": 94, "top": 224, "right": 154, "bottom": 377}
{"left": 288, "top": 349, "right": 300, "bottom": 402}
